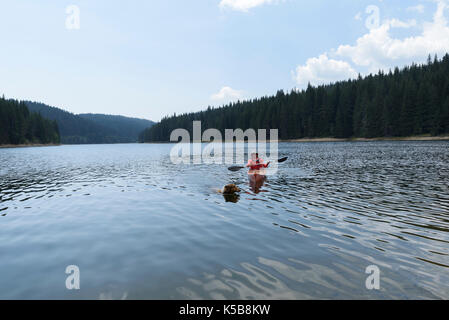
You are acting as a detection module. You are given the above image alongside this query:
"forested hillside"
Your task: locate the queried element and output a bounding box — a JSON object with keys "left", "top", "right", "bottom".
{"left": 79, "top": 114, "right": 154, "bottom": 142}
{"left": 0, "top": 97, "right": 60, "bottom": 145}
{"left": 26, "top": 102, "right": 153, "bottom": 144}
{"left": 140, "top": 54, "right": 449, "bottom": 142}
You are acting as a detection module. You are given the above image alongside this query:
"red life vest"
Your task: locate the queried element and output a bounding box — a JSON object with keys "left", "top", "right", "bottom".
{"left": 247, "top": 159, "right": 267, "bottom": 170}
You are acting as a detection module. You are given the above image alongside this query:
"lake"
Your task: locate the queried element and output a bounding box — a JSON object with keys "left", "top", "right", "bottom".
{"left": 0, "top": 142, "right": 448, "bottom": 299}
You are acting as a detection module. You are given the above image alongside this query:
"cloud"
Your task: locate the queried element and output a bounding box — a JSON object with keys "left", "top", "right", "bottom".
{"left": 407, "top": 4, "right": 425, "bottom": 13}
{"left": 211, "top": 86, "right": 244, "bottom": 101}
{"left": 335, "top": 1, "right": 449, "bottom": 71}
{"left": 354, "top": 12, "right": 362, "bottom": 21}
{"left": 388, "top": 18, "right": 417, "bottom": 28}
{"left": 219, "top": 0, "right": 278, "bottom": 12}
{"left": 293, "top": 54, "right": 358, "bottom": 88}
{"left": 293, "top": 0, "right": 449, "bottom": 87}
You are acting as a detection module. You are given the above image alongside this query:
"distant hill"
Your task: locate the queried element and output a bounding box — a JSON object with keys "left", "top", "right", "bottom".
{"left": 25, "top": 101, "right": 154, "bottom": 144}
{"left": 79, "top": 113, "right": 154, "bottom": 143}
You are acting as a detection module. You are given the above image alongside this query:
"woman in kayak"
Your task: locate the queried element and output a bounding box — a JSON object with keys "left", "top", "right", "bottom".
{"left": 247, "top": 153, "right": 269, "bottom": 194}
{"left": 246, "top": 152, "right": 270, "bottom": 172}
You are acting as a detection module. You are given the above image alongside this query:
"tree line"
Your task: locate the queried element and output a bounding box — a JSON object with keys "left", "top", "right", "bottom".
{"left": 0, "top": 97, "right": 60, "bottom": 145}
{"left": 140, "top": 54, "right": 449, "bottom": 142}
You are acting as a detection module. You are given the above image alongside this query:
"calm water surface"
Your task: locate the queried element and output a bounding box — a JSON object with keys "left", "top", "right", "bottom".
{"left": 0, "top": 142, "right": 448, "bottom": 299}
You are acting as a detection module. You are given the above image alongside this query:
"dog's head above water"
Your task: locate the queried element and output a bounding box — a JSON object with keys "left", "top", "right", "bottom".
{"left": 221, "top": 184, "right": 241, "bottom": 195}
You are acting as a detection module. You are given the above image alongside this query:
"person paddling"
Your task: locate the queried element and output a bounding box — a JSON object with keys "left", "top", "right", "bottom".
{"left": 246, "top": 152, "right": 270, "bottom": 172}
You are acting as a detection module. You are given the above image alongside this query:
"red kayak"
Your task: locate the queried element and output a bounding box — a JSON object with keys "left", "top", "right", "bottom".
{"left": 248, "top": 170, "right": 267, "bottom": 193}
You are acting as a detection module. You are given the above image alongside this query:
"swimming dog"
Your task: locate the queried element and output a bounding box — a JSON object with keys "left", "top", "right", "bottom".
{"left": 220, "top": 184, "right": 241, "bottom": 195}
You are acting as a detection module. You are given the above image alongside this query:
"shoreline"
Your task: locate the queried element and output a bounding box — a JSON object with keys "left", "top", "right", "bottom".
{"left": 0, "top": 143, "right": 61, "bottom": 149}
{"left": 143, "top": 135, "right": 449, "bottom": 144}
{"left": 282, "top": 135, "right": 449, "bottom": 143}
{"left": 2, "top": 136, "right": 448, "bottom": 148}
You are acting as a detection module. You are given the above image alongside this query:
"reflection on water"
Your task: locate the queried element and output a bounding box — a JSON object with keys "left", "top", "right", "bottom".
{"left": 0, "top": 142, "right": 448, "bottom": 299}
{"left": 175, "top": 256, "right": 440, "bottom": 300}
{"left": 248, "top": 174, "right": 267, "bottom": 194}
{"left": 223, "top": 193, "right": 240, "bottom": 203}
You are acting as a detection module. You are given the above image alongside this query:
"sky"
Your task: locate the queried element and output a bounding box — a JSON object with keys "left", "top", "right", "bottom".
{"left": 0, "top": 0, "right": 448, "bottom": 121}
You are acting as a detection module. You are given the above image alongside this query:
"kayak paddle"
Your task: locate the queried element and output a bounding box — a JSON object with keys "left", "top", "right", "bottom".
{"left": 277, "top": 157, "right": 288, "bottom": 163}
{"left": 228, "top": 157, "right": 288, "bottom": 172}
{"left": 228, "top": 166, "right": 245, "bottom": 172}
